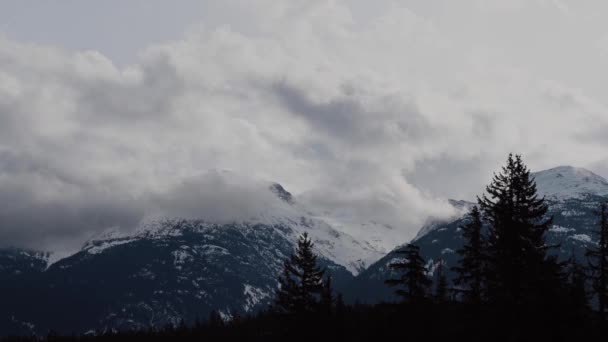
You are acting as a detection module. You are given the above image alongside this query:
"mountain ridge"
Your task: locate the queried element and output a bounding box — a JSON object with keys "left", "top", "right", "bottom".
{"left": 2, "top": 165, "right": 607, "bottom": 334}
{"left": 352, "top": 165, "right": 608, "bottom": 304}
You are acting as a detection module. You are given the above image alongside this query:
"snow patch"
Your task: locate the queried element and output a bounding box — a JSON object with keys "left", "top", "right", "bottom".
{"left": 549, "top": 225, "right": 576, "bottom": 234}
{"left": 570, "top": 234, "right": 592, "bottom": 243}
{"left": 243, "top": 284, "right": 271, "bottom": 312}
{"left": 561, "top": 210, "right": 584, "bottom": 217}
{"left": 218, "top": 310, "right": 233, "bottom": 322}
{"left": 197, "top": 244, "right": 230, "bottom": 256}
{"left": 85, "top": 239, "right": 137, "bottom": 255}
{"left": 172, "top": 250, "right": 193, "bottom": 267}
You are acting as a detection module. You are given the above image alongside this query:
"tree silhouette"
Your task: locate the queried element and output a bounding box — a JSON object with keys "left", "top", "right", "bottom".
{"left": 565, "top": 253, "right": 589, "bottom": 318}
{"left": 478, "top": 154, "right": 559, "bottom": 307}
{"left": 452, "top": 206, "right": 486, "bottom": 304}
{"left": 320, "top": 275, "right": 334, "bottom": 315}
{"left": 385, "top": 244, "right": 430, "bottom": 303}
{"left": 273, "top": 232, "right": 325, "bottom": 314}
{"left": 586, "top": 202, "right": 608, "bottom": 321}
{"left": 434, "top": 259, "right": 449, "bottom": 303}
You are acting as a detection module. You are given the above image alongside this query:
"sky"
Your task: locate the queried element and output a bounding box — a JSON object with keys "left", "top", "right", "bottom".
{"left": 1, "top": 0, "right": 608, "bottom": 252}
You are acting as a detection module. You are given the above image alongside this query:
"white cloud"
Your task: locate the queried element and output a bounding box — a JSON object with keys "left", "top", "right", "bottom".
{"left": 1, "top": 1, "right": 608, "bottom": 252}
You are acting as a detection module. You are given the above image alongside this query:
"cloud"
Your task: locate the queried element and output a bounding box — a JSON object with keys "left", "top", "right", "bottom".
{"left": 148, "top": 170, "right": 290, "bottom": 224}
{"left": 1, "top": 1, "right": 608, "bottom": 252}
{"left": 0, "top": 149, "right": 145, "bottom": 252}
{"left": 271, "top": 81, "right": 433, "bottom": 147}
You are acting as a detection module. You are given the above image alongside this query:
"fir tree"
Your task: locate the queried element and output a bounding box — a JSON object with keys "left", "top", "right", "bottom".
{"left": 320, "top": 275, "right": 334, "bottom": 315}
{"left": 452, "top": 205, "right": 486, "bottom": 304}
{"left": 274, "top": 232, "right": 325, "bottom": 314}
{"left": 335, "top": 293, "right": 346, "bottom": 315}
{"left": 385, "top": 244, "right": 431, "bottom": 303}
{"left": 586, "top": 202, "right": 608, "bottom": 321}
{"left": 478, "top": 154, "right": 559, "bottom": 306}
{"left": 566, "top": 253, "right": 589, "bottom": 317}
{"left": 434, "top": 259, "right": 449, "bottom": 303}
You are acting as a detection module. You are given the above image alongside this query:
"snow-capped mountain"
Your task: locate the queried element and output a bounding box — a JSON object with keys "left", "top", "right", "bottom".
{"left": 3, "top": 165, "right": 606, "bottom": 334}
{"left": 352, "top": 166, "right": 608, "bottom": 303}
{"left": 83, "top": 177, "right": 396, "bottom": 276}
{"left": 0, "top": 174, "right": 410, "bottom": 335}
{"left": 0, "top": 219, "right": 354, "bottom": 334}
{"left": 534, "top": 166, "right": 608, "bottom": 200}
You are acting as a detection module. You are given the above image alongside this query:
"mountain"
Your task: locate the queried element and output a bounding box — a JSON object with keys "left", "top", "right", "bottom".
{"left": 353, "top": 165, "right": 608, "bottom": 303}
{"left": 534, "top": 165, "right": 608, "bottom": 200}
{"left": 3, "top": 166, "right": 606, "bottom": 335}
{"left": 0, "top": 219, "right": 356, "bottom": 335}
{"left": 0, "top": 174, "right": 401, "bottom": 335}
{"left": 0, "top": 248, "right": 50, "bottom": 277}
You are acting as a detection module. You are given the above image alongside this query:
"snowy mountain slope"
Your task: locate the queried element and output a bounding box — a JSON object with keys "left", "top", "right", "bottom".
{"left": 0, "top": 175, "right": 405, "bottom": 334}
{"left": 80, "top": 171, "right": 406, "bottom": 276}
{"left": 412, "top": 199, "right": 475, "bottom": 241}
{"left": 0, "top": 248, "right": 50, "bottom": 276}
{"left": 533, "top": 166, "right": 608, "bottom": 200}
{"left": 80, "top": 197, "right": 382, "bottom": 276}
{"left": 0, "top": 219, "right": 356, "bottom": 335}
{"left": 352, "top": 166, "right": 608, "bottom": 303}
{"left": 5, "top": 166, "right": 604, "bottom": 333}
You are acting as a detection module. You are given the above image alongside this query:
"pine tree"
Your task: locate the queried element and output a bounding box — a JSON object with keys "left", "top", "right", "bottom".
{"left": 320, "top": 275, "right": 334, "bottom": 315}
{"left": 385, "top": 244, "right": 431, "bottom": 303}
{"left": 335, "top": 293, "right": 345, "bottom": 315}
{"left": 274, "top": 232, "right": 325, "bottom": 314}
{"left": 566, "top": 253, "right": 589, "bottom": 317}
{"left": 452, "top": 206, "right": 486, "bottom": 304}
{"left": 434, "top": 259, "right": 449, "bottom": 303}
{"left": 586, "top": 202, "right": 608, "bottom": 321}
{"left": 478, "top": 154, "right": 559, "bottom": 306}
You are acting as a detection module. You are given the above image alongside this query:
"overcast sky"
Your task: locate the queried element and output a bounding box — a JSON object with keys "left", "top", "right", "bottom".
{"left": 1, "top": 0, "right": 608, "bottom": 252}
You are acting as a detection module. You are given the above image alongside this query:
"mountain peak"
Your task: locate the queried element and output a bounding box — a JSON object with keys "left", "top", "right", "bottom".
{"left": 269, "top": 183, "right": 294, "bottom": 204}
{"left": 533, "top": 165, "right": 608, "bottom": 200}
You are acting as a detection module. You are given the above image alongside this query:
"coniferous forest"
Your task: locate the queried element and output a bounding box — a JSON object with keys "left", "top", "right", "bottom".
{"left": 3, "top": 154, "right": 607, "bottom": 340}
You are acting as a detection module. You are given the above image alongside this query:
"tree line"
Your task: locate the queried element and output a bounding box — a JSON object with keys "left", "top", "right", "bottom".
{"left": 272, "top": 155, "right": 608, "bottom": 315}
{"left": 257, "top": 154, "right": 608, "bottom": 340}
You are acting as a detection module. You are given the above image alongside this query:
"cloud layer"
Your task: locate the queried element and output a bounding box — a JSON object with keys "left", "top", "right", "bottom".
{"left": 1, "top": 0, "right": 608, "bottom": 252}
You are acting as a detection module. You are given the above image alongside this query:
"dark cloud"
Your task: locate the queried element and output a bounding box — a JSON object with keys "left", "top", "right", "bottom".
{"left": 72, "top": 52, "right": 185, "bottom": 125}
{"left": 0, "top": 178, "right": 144, "bottom": 252}
{"left": 271, "top": 81, "right": 432, "bottom": 146}
{"left": 404, "top": 155, "right": 491, "bottom": 200}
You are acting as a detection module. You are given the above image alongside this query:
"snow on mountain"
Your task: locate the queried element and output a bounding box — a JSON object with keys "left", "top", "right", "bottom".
{"left": 43, "top": 165, "right": 608, "bottom": 275}
{"left": 408, "top": 166, "right": 608, "bottom": 243}
{"left": 412, "top": 199, "right": 475, "bottom": 241}
{"left": 533, "top": 166, "right": 608, "bottom": 200}
{"left": 0, "top": 248, "right": 50, "bottom": 275}
{"left": 96, "top": 214, "right": 377, "bottom": 276}
{"left": 78, "top": 172, "right": 397, "bottom": 275}
{"left": 407, "top": 165, "right": 608, "bottom": 243}
{"left": 5, "top": 164, "right": 608, "bottom": 332}
{"left": 353, "top": 165, "right": 608, "bottom": 304}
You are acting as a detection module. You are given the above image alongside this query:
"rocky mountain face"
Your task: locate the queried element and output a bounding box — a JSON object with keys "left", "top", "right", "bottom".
{"left": 0, "top": 248, "right": 49, "bottom": 277}
{"left": 0, "top": 219, "right": 356, "bottom": 335}
{"left": 0, "top": 178, "right": 396, "bottom": 335}
{"left": 352, "top": 166, "right": 608, "bottom": 303}
{"left": 1, "top": 166, "right": 607, "bottom": 335}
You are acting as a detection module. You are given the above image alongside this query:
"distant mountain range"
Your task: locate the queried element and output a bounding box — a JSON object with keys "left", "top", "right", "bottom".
{"left": 352, "top": 166, "right": 608, "bottom": 303}
{"left": 1, "top": 165, "right": 607, "bottom": 335}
